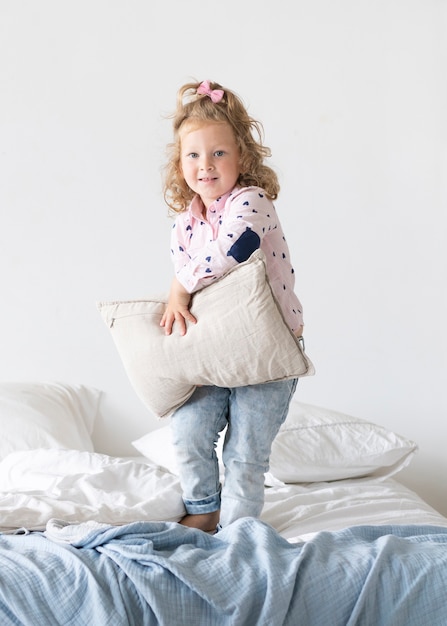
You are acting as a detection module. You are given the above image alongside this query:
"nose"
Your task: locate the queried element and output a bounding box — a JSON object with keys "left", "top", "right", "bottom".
{"left": 200, "top": 155, "right": 214, "bottom": 170}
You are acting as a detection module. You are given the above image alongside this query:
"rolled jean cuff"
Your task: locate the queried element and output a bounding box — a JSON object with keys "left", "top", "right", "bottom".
{"left": 183, "top": 489, "right": 221, "bottom": 515}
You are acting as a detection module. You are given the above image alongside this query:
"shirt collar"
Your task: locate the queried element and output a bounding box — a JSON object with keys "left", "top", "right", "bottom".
{"left": 190, "top": 188, "right": 238, "bottom": 220}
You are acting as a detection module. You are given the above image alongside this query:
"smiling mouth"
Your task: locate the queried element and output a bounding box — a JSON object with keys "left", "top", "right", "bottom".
{"left": 199, "top": 176, "right": 218, "bottom": 182}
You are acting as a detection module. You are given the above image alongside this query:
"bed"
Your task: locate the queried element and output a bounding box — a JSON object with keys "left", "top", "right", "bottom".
{"left": 1, "top": 381, "right": 447, "bottom": 625}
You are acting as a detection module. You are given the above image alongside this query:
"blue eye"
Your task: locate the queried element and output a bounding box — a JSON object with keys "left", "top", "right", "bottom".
{"left": 214, "top": 150, "right": 224, "bottom": 157}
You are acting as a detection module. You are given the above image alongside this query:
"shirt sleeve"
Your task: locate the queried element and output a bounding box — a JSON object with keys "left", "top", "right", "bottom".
{"left": 171, "top": 188, "right": 278, "bottom": 293}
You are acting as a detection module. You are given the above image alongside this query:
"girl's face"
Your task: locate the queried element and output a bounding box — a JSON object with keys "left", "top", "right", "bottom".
{"left": 180, "top": 121, "right": 240, "bottom": 210}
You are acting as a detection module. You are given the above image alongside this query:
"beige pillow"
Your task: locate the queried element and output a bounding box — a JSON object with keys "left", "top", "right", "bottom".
{"left": 98, "top": 250, "right": 315, "bottom": 418}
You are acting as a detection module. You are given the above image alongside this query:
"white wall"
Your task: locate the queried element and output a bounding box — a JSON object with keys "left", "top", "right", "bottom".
{"left": 1, "top": 1, "right": 446, "bottom": 514}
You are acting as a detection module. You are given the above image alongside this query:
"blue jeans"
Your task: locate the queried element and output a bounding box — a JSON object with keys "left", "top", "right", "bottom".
{"left": 170, "top": 379, "right": 298, "bottom": 527}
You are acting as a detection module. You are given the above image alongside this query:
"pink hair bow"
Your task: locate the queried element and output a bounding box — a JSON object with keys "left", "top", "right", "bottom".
{"left": 197, "top": 80, "right": 224, "bottom": 103}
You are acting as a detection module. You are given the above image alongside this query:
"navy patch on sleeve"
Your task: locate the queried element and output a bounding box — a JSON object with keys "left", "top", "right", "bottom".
{"left": 226, "top": 227, "right": 261, "bottom": 263}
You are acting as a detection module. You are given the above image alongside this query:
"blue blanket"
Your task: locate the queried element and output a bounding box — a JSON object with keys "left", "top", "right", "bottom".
{"left": 1, "top": 519, "right": 446, "bottom": 625}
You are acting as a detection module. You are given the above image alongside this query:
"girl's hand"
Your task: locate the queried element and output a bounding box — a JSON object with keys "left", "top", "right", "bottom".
{"left": 160, "top": 277, "right": 197, "bottom": 336}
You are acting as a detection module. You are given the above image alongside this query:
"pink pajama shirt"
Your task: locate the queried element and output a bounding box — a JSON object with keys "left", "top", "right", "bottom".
{"left": 170, "top": 186, "right": 304, "bottom": 333}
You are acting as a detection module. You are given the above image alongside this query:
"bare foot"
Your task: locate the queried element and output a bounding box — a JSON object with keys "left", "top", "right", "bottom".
{"left": 179, "top": 511, "right": 220, "bottom": 532}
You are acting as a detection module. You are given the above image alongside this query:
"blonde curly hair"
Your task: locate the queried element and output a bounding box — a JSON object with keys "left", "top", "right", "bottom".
{"left": 163, "top": 80, "right": 280, "bottom": 213}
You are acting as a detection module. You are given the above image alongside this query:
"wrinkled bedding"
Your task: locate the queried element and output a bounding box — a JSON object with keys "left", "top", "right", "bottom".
{"left": 1, "top": 519, "right": 447, "bottom": 626}
{"left": 1, "top": 447, "right": 447, "bottom": 625}
{"left": 0, "top": 449, "right": 185, "bottom": 531}
{"left": 1, "top": 449, "right": 446, "bottom": 541}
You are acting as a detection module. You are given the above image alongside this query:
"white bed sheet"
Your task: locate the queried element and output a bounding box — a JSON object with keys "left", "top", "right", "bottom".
{"left": 1, "top": 449, "right": 445, "bottom": 542}
{"left": 261, "top": 477, "right": 447, "bottom": 543}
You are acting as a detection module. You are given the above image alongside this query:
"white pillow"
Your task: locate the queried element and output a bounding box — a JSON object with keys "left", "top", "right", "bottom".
{"left": 132, "top": 401, "right": 417, "bottom": 483}
{"left": 133, "top": 424, "right": 225, "bottom": 479}
{"left": 0, "top": 381, "right": 101, "bottom": 460}
{"left": 269, "top": 400, "right": 417, "bottom": 482}
{"left": 98, "top": 250, "right": 315, "bottom": 419}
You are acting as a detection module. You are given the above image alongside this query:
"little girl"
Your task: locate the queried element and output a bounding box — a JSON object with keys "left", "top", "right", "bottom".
{"left": 160, "top": 79, "right": 304, "bottom": 532}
